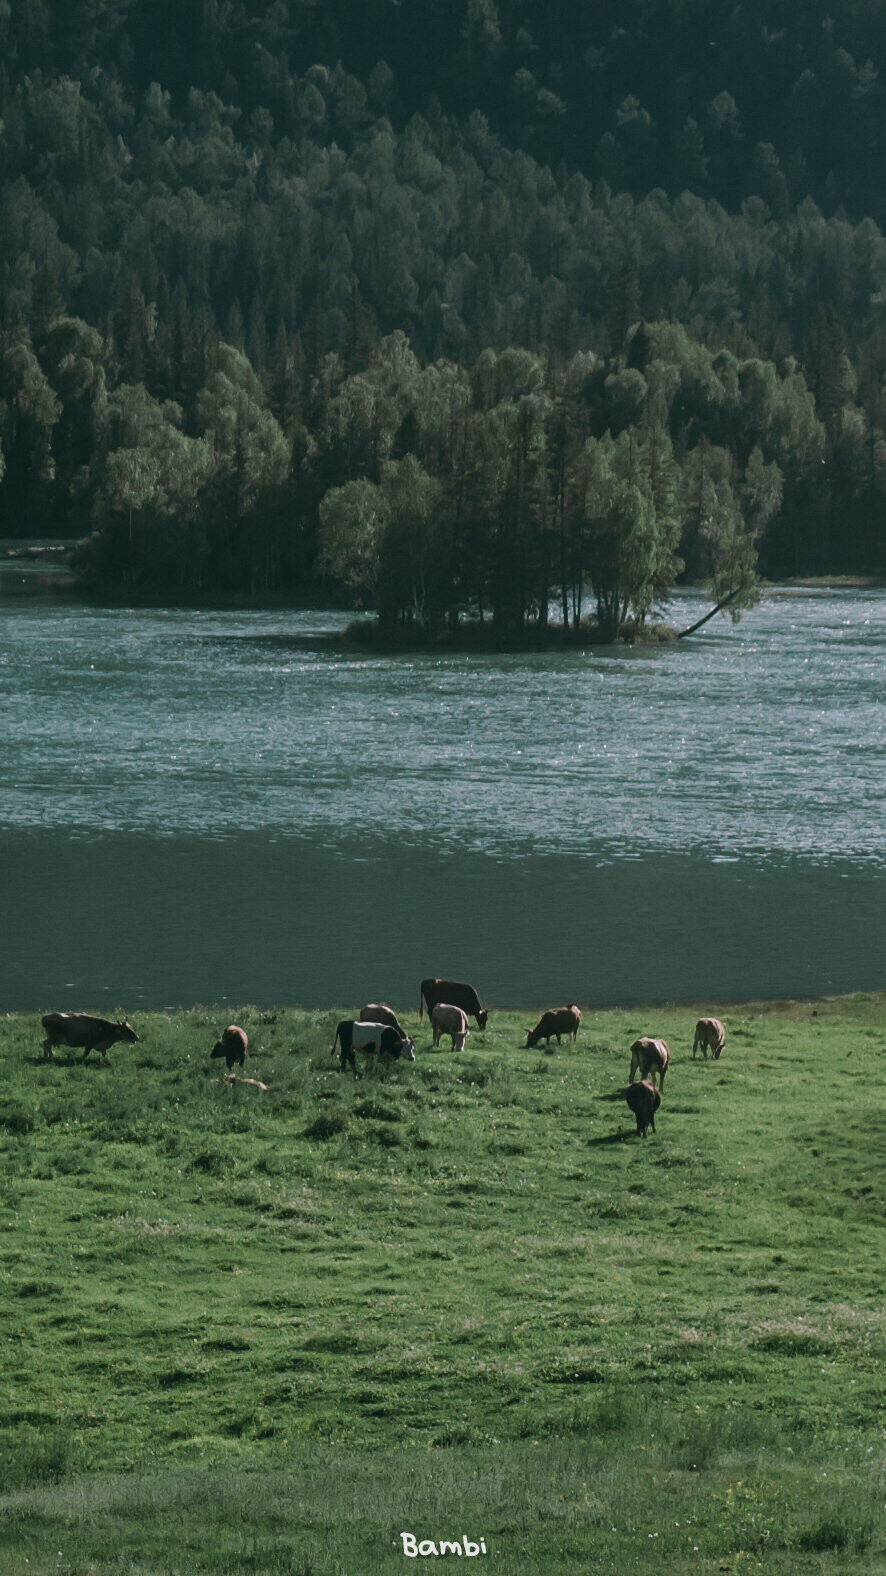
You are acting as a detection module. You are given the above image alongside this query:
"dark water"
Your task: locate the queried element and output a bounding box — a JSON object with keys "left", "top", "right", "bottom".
{"left": 1, "top": 591, "right": 883, "bottom": 1010}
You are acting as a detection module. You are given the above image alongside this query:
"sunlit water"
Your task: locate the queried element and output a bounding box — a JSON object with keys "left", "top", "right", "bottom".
{"left": 1, "top": 590, "right": 883, "bottom": 1011}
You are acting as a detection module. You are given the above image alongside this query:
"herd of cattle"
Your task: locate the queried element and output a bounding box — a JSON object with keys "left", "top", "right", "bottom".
{"left": 38, "top": 980, "right": 727, "bottom": 1139}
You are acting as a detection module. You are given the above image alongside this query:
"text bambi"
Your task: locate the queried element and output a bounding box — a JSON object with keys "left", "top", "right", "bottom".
{"left": 401, "top": 1534, "right": 488, "bottom": 1557}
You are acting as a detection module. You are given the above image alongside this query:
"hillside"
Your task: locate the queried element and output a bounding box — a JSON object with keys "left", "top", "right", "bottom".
{"left": 2, "top": 3, "right": 886, "bottom": 620}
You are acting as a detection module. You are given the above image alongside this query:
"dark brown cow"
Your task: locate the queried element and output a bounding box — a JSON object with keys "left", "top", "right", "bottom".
{"left": 419, "top": 978, "right": 488, "bottom": 1030}
{"left": 359, "top": 1003, "right": 408, "bottom": 1038}
{"left": 524, "top": 1005, "right": 581, "bottom": 1048}
{"left": 624, "top": 1079, "right": 661, "bottom": 1137}
{"left": 692, "top": 1017, "right": 725, "bottom": 1059}
{"left": 41, "top": 1012, "right": 138, "bottom": 1063}
{"left": 211, "top": 1025, "right": 248, "bottom": 1070}
{"left": 629, "top": 1036, "right": 670, "bottom": 1089}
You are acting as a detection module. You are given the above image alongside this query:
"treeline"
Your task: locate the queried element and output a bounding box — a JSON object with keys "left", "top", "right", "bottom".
{"left": 1, "top": 1, "right": 885, "bottom": 618}
{"left": 64, "top": 321, "right": 803, "bottom": 633}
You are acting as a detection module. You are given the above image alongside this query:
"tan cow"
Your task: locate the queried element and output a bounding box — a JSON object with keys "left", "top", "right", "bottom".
{"left": 431, "top": 1003, "right": 470, "bottom": 1052}
{"left": 692, "top": 1017, "right": 725, "bottom": 1059}
{"left": 359, "top": 1003, "right": 408, "bottom": 1038}
{"left": 629, "top": 1036, "right": 670, "bottom": 1089}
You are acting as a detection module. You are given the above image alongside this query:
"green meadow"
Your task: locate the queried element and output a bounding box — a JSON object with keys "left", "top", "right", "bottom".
{"left": 0, "top": 996, "right": 884, "bottom": 1575}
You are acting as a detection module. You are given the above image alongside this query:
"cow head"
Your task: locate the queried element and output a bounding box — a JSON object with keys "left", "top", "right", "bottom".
{"left": 523, "top": 1027, "right": 539, "bottom": 1049}
{"left": 399, "top": 1036, "right": 416, "bottom": 1062}
{"left": 477, "top": 1009, "right": 488, "bottom": 1029}
{"left": 711, "top": 1045, "right": 722, "bottom": 1060}
{"left": 118, "top": 1021, "right": 139, "bottom": 1043}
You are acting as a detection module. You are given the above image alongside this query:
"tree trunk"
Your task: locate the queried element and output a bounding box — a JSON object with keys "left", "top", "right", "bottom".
{"left": 677, "top": 587, "right": 741, "bottom": 638}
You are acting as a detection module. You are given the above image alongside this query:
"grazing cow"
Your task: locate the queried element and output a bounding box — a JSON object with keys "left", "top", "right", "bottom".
{"left": 524, "top": 1005, "right": 581, "bottom": 1048}
{"left": 359, "top": 1003, "right": 408, "bottom": 1038}
{"left": 41, "top": 1012, "right": 138, "bottom": 1064}
{"left": 629, "top": 1036, "right": 670, "bottom": 1089}
{"left": 624, "top": 1079, "right": 661, "bottom": 1137}
{"left": 332, "top": 1019, "right": 416, "bottom": 1075}
{"left": 211, "top": 1025, "right": 248, "bottom": 1071}
{"left": 692, "top": 1017, "right": 725, "bottom": 1060}
{"left": 420, "top": 978, "right": 488, "bottom": 1030}
{"left": 431, "top": 1003, "right": 470, "bottom": 1052}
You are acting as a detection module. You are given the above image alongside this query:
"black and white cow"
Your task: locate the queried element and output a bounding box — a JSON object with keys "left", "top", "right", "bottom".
{"left": 332, "top": 1019, "right": 416, "bottom": 1075}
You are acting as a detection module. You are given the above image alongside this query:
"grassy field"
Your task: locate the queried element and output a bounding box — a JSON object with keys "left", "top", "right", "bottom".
{"left": 0, "top": 995, "right": 884, "bottom": 1575}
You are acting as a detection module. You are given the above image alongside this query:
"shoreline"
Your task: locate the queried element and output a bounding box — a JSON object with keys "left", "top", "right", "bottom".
{"left": 8, "top": 988, "right": 883, "bottom": 1022}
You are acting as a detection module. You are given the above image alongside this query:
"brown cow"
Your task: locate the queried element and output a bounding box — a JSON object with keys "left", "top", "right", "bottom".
{"left": 629, "top": 1036, "right": 670, "bottom": 1089}
{"left": 692, "top": 1017, "right": 725, "bottom": 1059}
{"left": 420, "top": 978, "right": 488, "bottom": 1030}
{"left": 624, "top": 1079, "right": 661, "bottom": 1137}
{"left": 359, "top": 1003, "right": 408, "bottom": 1038}
{"left": 524, "top": 1005, "right": 581, "bottom": 1048}
{"left": 211, "top": 1025, "right": 248, "bottom": 1071}
{"left": 41, "top": 1012, "right": 138, "bottom": 1063}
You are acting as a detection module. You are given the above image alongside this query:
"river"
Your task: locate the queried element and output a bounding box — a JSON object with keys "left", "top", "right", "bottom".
{"left": 1, "top": 589, "right": 882, "bottom": 1012}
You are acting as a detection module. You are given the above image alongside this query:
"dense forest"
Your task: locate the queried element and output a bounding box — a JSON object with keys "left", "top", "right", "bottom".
{"left": 1, "top": 1, "right": 885, "bottom": 628}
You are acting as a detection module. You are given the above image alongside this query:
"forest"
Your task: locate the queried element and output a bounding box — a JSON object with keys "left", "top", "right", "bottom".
{"left": 1, "top": 1, "right": 886, "bottom": 630}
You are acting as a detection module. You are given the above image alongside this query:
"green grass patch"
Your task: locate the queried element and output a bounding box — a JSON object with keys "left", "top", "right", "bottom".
{"left": 0, "top": 995, "right": 884, "bottom": 1572}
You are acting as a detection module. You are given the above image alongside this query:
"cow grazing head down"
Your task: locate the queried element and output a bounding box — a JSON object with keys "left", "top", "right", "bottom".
{"left": 359, "top": 1003, "right": 407, "bottom": 1038}
{"left": 693, "top": 1017, "right": 725, "bottom": 1060}
{"left": 333, "top": 1019, "right": 416, "bottom": 1075}
{"left": 628, "top": 1036, "right": 670, "bottom": 1089}
{"left": 524, "top": 1005, "right": 581, "bottom": 1049}
{"left": 420, "top": 979, "right": 488, "bottom": 1030}
{"left": 41, "top": 1012, "right": 139, "bottom": 1062}
{"left": 211, "top": 1025, "right": 248, "bottom": 1071}
{"left": 431, "top": 1003, "right": 470, "bottom": 1052}
{"left": 624, "top": 1080, "right": 661, "bottom": 1137}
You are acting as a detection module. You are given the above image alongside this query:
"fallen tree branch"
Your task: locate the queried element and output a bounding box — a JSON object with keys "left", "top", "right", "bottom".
{"left": 677, "top": 586, "right": 743, "bottom": 638}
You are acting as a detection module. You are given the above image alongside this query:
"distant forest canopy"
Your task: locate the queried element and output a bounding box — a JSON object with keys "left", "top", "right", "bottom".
{"left": 1, "top": 0, "right": 886, "bottom": 627}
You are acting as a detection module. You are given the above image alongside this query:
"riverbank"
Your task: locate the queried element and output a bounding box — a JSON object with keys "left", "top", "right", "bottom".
{"left": 339, "top": 614, "right": 680, "bottom": 651}
{"left": 1, "top": 994, "right": 883, "bottom": 1573}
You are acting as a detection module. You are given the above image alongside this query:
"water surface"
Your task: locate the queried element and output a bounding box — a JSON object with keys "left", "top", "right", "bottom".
{"left": 1, "top": 590, "right": 882, "bottom": 1010}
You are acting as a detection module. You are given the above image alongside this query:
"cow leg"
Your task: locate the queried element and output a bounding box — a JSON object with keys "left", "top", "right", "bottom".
{"left": 82, "top": 1044, "right": 92, "bottom": 1062}
{"left": 43, "top": 1039, "right": 55, "bottom": 1061}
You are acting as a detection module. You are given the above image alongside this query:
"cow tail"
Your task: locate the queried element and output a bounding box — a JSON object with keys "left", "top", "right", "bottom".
{"left": 419, "top": 986, "right": 424, "bottom": 1023}
{"left": 331, "top": 1026, "right": 340, "bottom": 1060}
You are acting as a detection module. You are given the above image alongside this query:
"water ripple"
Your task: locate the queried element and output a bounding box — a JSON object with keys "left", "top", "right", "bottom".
{"left": 1, "top": 590, "right": 884, "bottom": 868}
